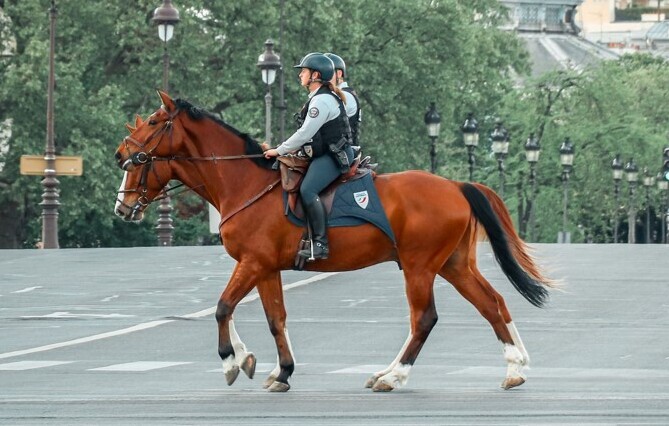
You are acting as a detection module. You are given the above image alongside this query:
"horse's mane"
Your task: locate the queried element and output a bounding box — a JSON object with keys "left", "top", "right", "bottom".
{"left": 174, "top": 98, "right": 274, "bottom": 170}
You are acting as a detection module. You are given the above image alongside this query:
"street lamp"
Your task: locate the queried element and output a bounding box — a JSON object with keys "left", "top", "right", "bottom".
{"left": 424, "top": 102, "right": 441, "bottom": 174}
{"left": 490, "top": 121, "right": 509, "bottom": 197}
{"left": 558, "top": 137, "right": 574, "bottom": 244}
{"left": 524, "top": 133, "right": 540, "bottom": 242}
{"left": 152, "top": 0, "right": 180, "bottom": 246}
{"left": 642, "top": 168, "right": 655, "bottom": 243}
{"left": 40, "top": 0, "right": 60, "bottom": 249}
{"left": 624, "top": 158, "right": 638, "bottom": 244}
{"left": 257, "top": 39, "right": 281, "bottom": 146}
{"left": 657, "top": 174, "right": 669, "bottom": 244}
{"left": 611, "top": 154, "right": 623, "bottom": 243}
{"left": 461, "top": 113, "right": 479, "bottom": 181}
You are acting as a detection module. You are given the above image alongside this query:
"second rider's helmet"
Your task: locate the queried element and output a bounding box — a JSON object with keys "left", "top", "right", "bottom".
{"left": 294, "top": 52, "right": 335, "bottom": 82}
{"left": 324, "top": 53, "right": 346, "bottom": 78}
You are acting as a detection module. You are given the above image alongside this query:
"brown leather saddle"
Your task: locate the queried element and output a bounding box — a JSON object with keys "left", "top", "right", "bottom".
{"left": 277, "top": 153, "right": 377, "bottom": 219}
{"left": 277, "top": 154, "right": 378, "bottom": 269}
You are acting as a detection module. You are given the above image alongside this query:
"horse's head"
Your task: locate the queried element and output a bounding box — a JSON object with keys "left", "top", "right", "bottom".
{"left": 114, "top": 91, "right": 180, "bottom": 222}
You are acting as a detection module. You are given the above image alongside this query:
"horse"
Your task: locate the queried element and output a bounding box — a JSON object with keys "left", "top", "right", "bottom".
{"left": 114, "top": 91, "right": 556, "bottom": 393}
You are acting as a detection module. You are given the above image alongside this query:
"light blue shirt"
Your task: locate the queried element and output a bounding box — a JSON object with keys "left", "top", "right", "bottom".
{"left": 339, "top": 82, "right": 358, "bottom": 118}
{"left": 276, "top": 88, "right": 342, "bottom": 155}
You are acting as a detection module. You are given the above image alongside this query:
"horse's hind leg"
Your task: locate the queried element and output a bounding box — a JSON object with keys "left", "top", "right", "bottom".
{"left": 255, "top": 271, "right": 296, "bottom": 392}
{"left": 365, "top": 268, "right": 438, "bottom": 392}
{"left": 440, "top": 249, "right": 529, "bottom": 390}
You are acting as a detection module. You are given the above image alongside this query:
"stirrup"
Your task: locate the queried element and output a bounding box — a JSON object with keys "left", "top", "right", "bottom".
{"left": 298, "top": 241, "right": 329, "bottom": 261}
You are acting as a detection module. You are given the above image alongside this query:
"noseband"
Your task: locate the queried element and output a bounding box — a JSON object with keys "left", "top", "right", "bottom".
{"left": 116, "top": 107, "right": 274, "bottom": 220}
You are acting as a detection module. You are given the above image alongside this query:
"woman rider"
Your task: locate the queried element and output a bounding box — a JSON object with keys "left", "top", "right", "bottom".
{"left": 264, "top": 53, "right": 354, "bottom": 260}
{"left": 324, "top": 52, "right": 361, "bottom": 147}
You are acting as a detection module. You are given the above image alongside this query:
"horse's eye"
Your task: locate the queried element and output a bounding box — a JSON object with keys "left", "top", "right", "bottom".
{"left": 148, "top": 120, "right": 157, "bottom": 125}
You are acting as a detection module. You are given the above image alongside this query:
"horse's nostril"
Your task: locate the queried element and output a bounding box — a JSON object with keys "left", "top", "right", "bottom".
{"left": 115, "top": 151, "right": 122, "bottom": 160}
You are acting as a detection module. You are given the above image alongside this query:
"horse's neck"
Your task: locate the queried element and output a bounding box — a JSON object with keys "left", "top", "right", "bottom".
{"left": 173, "top": 121, "right": 277, "bottom": 215}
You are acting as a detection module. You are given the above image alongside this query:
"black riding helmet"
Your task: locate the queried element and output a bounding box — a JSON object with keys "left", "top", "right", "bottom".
{"left": 324, "top": 53, "right": 346, "bottom": 78}
{"left": 294, "top": 52, "right": 335, "bottom": 83}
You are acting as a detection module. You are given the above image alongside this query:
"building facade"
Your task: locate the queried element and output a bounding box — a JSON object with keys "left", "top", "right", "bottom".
{"left": 500, "top": 0, "right": 584, "bottom": 32}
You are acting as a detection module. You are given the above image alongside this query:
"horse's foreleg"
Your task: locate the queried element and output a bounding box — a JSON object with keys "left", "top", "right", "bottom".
{"left": 256, "top": 272, "right": 295, "bottom": 392}
{"left": 365, "top": 270, "right": 438, "bottom": 392}
{"left": 440, "top": 263, "right": 529, "bottom": 390}
{"left": 229, "top": 319, "right": 257, "bottom": 379}
{"left": 216, "top": 261, "right": 262, "bottom": 386}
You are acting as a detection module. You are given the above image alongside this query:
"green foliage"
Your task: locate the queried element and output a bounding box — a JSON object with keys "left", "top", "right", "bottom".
{"left": 0, "top": 0, "right": 527, "bottom": 248}
{"left": 493, "top": 54, "right": 669, "bottom": 243}
{"left": 4, "top": 2, "right": 666, "bottom": 247}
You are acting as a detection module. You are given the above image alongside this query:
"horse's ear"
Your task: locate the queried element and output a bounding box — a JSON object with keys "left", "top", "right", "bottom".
{"left": 125, "top": 123, "right": 136, "bottom": 133}
{"left": 134, "top": 114, "right": 143, "bottom": 128}
{"left": 157, "top": 90, "right": 176, "bottom": 112}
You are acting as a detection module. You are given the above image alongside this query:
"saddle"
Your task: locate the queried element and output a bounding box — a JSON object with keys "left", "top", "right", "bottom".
{"left": 277, "top": 153, "right": 377, "bottom": 219}
{"left": 277, "top": 153, "right": 379, "bottom": 270}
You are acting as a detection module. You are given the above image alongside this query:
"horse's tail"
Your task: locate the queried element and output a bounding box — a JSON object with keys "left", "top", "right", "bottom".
{"left": 459, "top": 182, "right": 556, "bottom": 308}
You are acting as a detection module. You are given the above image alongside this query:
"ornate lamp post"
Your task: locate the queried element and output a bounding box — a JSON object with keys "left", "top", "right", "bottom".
{"left": 624, "top": 158, "right": 638, "bottom": 244}
{"left": 642, "top": 168, "right": 655, "bottom": 243}
{"left": 524, "top": 133, "right": 540, "bottom": 242}
{"left": 558, "top": 137, "right": 574, "bottom": 244}
{"left": 657, "top": 175, "right": 669, "bottom": 244}
{"left": 490, "top": 121, "right": 509, "bottom": 197}
{"left": 461, "top": 113, "right": 479, "bottom": 181}
{"left": 40, "top": 0, "right": 60, "bottom": 248}
{"left": 257, "top": 39, "right": 281, "bottom": 146}
{"left": 424, "top": 102, "right": 441, "bottom": 174}
{"left": 611, "top": 154, "right": 623, "bottom": 243}
{"left": 152, "top": 0, "right": 180, "bottom": 246}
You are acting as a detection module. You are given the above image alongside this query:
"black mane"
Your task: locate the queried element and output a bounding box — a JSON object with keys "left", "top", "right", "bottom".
{"left": 174, "top": 98, "right": 274, "bottom": 170}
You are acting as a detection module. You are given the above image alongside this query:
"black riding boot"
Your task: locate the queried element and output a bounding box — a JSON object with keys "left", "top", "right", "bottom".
{"left": 298, "top": 197, "right": 329, "bottom": 260}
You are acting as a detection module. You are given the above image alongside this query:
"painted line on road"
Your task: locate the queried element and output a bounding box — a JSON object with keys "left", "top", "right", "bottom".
{"left": 88, "top": 361, "right": 191, "bottom": 372}
{"left": 0, "top": 272, "right": 338, "bottom": 360}
{"left": 0, "top": 361, "right": 74, "bottom": 370}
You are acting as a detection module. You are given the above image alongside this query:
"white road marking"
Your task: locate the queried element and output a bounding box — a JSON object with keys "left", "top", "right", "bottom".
{"left": 0, "top": 361, "right": 73, "bottom": 370}
{"left": 89, "top": 361, "right": 191, "bottom": 372}
{"left": 21, "top": 312, "right": 135, "bottom": 319}
{"left": 447, "top": 366, "right": 669, "bottom": 379}
{"left": 0, "top": 272, "right": 338, "bottom": 360}
{"left": 327, "top": 364, "right": 387, "bottom": 374}
{"left": 12, "top": 286, "right": 43, "bottom": 294}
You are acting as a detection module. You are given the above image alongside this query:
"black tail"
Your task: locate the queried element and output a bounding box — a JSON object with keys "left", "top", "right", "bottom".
{"left": 460, "top": 183, "right": 549, "bottom": 308}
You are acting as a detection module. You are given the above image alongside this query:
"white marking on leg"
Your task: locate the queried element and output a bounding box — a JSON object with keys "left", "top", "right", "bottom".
{"left": 366, "top": 332, "right": 412, "bottom": 388}
{"left": 503, "top": 343, "right": 526, "bottom": 380}
{"left": 229, "top": 319, "right": 249, "bottom": 366}
{"left": 377, "top": 363, "right": 412, "bottom": 389}
{"left": 507, "top": 321, "right": 530, "bottom": 366}
{"left": 284, "top": 327, "right": 296, "bottom": 364}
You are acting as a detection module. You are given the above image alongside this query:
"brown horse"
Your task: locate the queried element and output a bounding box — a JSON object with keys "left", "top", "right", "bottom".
{"left": 114, "top": 91, "right": 555, "bottom": 392}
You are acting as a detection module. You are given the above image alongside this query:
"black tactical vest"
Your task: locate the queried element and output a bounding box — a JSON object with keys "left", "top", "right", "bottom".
{"left": 296, "top": 86, "right": 351, "bottom": 158}
{"left": 342, "top": 87, "right": 361, "bottom": 145}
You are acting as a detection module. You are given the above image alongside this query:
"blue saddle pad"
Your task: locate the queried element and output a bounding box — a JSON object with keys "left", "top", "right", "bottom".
{"left": 285, "top": 173, "right": 396, "bottom": 244}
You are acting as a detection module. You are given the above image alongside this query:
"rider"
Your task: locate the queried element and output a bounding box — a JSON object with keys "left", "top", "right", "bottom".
{"left": 324, "top": 52, "right": 361, "bottom": 147}
{"left": 264, "top": 53, "right": 354, "bottom": 260}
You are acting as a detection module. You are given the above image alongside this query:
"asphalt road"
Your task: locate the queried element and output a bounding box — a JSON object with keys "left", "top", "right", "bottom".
{"left": 0, "top": 244, "right": 667, "bottom": 425}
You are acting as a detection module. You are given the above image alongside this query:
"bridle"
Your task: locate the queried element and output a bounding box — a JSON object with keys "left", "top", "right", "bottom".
{"left": 116, "top": 106, "right": 280, "bottom": 225}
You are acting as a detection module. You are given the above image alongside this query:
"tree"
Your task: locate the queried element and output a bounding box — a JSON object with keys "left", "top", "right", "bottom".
{"left": 0, "top": 0, "right": 530, "bottom": 248}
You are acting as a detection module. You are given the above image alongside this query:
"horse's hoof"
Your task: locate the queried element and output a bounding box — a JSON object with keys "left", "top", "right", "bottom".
{"left": 501, "top": 376, "right": 525, "bottom": 390}
{"left": 241, "top": 353, "right": 256, "bottom": 379}
{"left": 262, "top": 374, "right": 277, "bottom": 389}
{"left": 372, "top": 380, "right": 395, "bottom": 392}
{"left": 364, "top": 375, "right": 379, "bottom": 389}
{"left": 267, "top": 381, "right": 290, "bottom": 392}
{"left": 225, "top": 365, "right": 240, "bottom": 386}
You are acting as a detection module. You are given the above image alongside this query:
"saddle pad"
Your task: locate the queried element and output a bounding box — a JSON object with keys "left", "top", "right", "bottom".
{"left": 284, "top": 173, "right": 396, "bottom": 244}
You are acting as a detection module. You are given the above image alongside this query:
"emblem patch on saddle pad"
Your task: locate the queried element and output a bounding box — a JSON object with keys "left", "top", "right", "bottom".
{"left": 354, "top": 191, "right": 369, "bottom": 209}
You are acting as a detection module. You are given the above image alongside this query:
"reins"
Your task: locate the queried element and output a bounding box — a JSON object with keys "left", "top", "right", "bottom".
{"left": 119, "top": 108, "right": 279, "bottom": 226}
